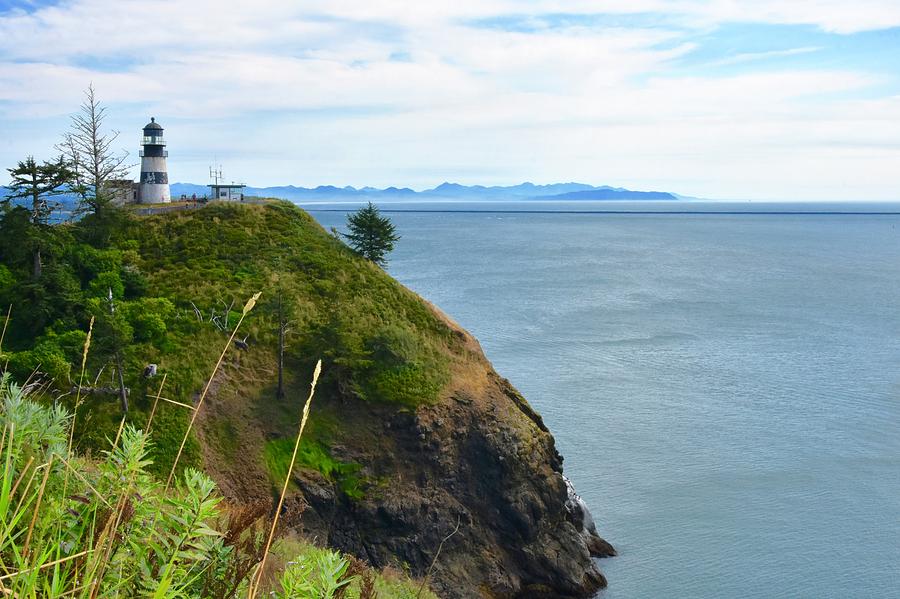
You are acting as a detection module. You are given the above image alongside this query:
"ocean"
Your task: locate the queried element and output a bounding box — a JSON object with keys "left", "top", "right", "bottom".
{"left": 307, "top": 201, "right": 900, "bottom": 598}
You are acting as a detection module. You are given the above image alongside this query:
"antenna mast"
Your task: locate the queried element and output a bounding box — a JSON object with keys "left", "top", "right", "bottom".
{"left": 209, "top": 165, "right": 223, "bottom": 186}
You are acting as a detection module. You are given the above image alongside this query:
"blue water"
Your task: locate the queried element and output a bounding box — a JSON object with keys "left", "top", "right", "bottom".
{"left": 309, "top": 202, "right": 900, "bottom": 598}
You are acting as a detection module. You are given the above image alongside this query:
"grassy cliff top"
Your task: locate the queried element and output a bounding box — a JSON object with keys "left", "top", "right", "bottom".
{"left": 127, "top": 200, "right": 458, "bottom": 402}
{"left": 0, "top": 200, "right": 466, "bottom": 476}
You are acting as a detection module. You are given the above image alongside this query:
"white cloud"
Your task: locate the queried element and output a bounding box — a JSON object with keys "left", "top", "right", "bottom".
{"left": 0, "top": 0, "right": 899, "bottom": 199}
{"left": 703, "top": 46, "right": 823, "bottom": 67}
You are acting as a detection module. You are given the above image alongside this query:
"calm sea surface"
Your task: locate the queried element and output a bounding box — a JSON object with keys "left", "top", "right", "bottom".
{"left": 308, "top": 201, "right": 900, "bottom": 598}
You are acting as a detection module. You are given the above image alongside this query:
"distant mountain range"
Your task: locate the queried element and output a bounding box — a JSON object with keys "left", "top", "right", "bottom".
{"left": 169, "top": 182, "right": 680, "bottom": 202}
{"left": 0, "top": 182, "right": 681, "bottom": 203}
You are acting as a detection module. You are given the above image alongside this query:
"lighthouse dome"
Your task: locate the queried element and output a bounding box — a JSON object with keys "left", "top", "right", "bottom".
{"left": 143, "top": 117, "right": 163, "bottom": 131}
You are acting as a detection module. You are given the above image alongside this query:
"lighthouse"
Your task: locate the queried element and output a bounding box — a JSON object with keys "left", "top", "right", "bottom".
{"left": 139, "top": 117, "right": 170, "bottom": 203}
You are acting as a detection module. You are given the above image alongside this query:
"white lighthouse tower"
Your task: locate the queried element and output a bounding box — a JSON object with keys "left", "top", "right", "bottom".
{"left": 139, "top": 117, "right": 170, "bottom": 204}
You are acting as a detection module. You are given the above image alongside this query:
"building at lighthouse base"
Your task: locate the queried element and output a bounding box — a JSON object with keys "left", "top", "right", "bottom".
{"left": 104, "top": 179, "right": 169, "bottom": 205}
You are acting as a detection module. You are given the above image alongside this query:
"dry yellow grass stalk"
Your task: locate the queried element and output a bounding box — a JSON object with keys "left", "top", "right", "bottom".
{"left": 110, "top": 413, "right": 127, "bottom": 450}
{"left": 0, "top": 550, "right": 93, "bottom": 582}
{"left": 22, "top": 454, "right": 54, "bottom": 559}
{"left": 155, "top": 396, "right": 196, "bottom": 411}
{"left": 8, "top": 455, "right": 34, "bottom": 499}
{"left": 55, "top": 454, "right": 112, "bottom": 508}
{"left": 0, "top": 304, "right": 10, "bottom": 356}
{"left": 145, "top": 373, "right": 167, "bottom": 434}
{"left": 165, "top": 292, "right": 261, "bottom": 493}
{"left": 247, "top": 359, "right": 322, "bottom": 599}
{"left": 66, "top": 316, "right": 94, "bottom": 457}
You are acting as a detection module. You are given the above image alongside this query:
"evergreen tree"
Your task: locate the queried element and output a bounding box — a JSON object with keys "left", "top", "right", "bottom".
{"left": 4, "top": 155, "right": 73, "bottom": 278}
{"left": 342, "top": 202, "right": 400, "bottom": 266}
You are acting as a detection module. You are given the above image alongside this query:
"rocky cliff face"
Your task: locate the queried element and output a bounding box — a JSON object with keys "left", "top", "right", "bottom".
{"left": 200, "top": 306, "right": 613, "bottom": 598}
{"left": 299, "top": 379, "right": 613, "bottom": 598}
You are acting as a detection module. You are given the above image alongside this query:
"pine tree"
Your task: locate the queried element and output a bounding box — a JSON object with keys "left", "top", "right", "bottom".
{"left": 4, "top": 155, "right": 73, "bottom": 278}
{"left": 342, "top": 202, "right": 400, "bottom": 267}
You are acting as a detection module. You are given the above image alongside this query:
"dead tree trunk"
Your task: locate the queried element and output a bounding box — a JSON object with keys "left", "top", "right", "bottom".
{"left": 106, "top": 288, "right": 128, "bottom": 413}
{"left": 276, "top": 294, "right": 285, "bottom": 400}
{"left": 32, "top": 248, "right": 42, "bottom": 280}
{"left": 115, "top": 350, "right": 128, "bottom": 412}
{"left": 31, "top": 188, "right": 41, "bottom": 279}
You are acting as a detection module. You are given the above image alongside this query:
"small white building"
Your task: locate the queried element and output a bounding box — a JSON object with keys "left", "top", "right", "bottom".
{"left": 105, "top": 179, "right": 138, "bottom": 206}
{"left": 208, "top": 183, "right": 246, "bottom": 201}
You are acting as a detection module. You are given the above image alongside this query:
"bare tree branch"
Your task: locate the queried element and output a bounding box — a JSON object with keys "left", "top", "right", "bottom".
{"left": 189, "top": 301, "right": 203, "bottom": 321}
{"left": 56, "top": 83, "right": 133, "bottom": 215}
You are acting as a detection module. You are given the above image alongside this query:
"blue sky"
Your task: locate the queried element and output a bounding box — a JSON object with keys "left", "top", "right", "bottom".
{"left": 1, "top": 0, "right": 899, "bottom": 200}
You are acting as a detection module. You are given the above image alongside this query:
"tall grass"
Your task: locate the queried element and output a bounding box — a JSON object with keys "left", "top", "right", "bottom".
{"left": 164, "top": 292, "right": 260, "bottom": 493}
{"left": 0, "top": 305, "right": 10, "bottom": 355}
{"left": 0, "top": 305, "right": 9, "bottom": 372}
{"left": 0, "top": 370, "right": 434, "bottom": 598}
{"left": 248, "top": 359, "right": 321, "bottom": 598}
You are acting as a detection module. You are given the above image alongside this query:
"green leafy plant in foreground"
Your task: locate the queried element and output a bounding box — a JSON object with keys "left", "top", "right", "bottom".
{"left": 276, "top": 547, "right": 352, "bottom": 599}
{"left": 0, "top": 373, "right": 434, "bottom": 598}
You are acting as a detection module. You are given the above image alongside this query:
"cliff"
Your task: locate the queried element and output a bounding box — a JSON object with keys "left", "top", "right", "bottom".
{"left": 0, "top": 200, "right": 613, "bottom": 597}
{"left": 198, "top": 300, "right": 614, "bottom": 597}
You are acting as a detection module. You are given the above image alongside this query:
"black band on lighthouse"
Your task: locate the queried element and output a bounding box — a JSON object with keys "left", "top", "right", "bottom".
{"left": 142, "top": 145, "right": 166, "bottom": 157}
{"left": 140, "top": 171, "right": 169, "bottom": 184}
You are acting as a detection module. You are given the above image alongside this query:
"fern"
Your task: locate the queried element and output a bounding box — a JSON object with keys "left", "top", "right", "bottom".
{"left": 275, "top": 548, "right": 352, "bottom": 599}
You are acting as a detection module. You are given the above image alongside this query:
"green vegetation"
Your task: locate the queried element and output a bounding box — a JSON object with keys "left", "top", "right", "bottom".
{"left": 0, "top": 200, "right": 457, "bottom": 482}
{"left": 264, "top": 438, "right": 364, "bottom": 500}
{"left": 118, "top": 201, "right": 453, "bottom": 412}
{"left": 4, "top": 155, "right": 73, "bottom": 280}
{"left": 341, "top": 202, "right": 401, "bottom": 267}
{"left": 0, "top": 373, "right": 435, "bottom": 598}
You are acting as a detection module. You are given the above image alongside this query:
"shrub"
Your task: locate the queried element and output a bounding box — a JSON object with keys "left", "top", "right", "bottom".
{"left": 365, "top": 362, "right": 448, "bottom": 406}
{"left": 4, "top": 328, "right": 86, "bottom": 385}
{"left": 74, "top": 244, "right": 122, "bottom": 280}
{"left": 121, "top": 263, "right": 148, "bottom": 298}
{"left": 88, "top": 270, "right": 124, "bottom": 299}
{"left": 129, "top": 296, "right": 175, "bottom": 343}
{"left": 264, "top": 438, "right": 364, "bottom": 500}
{"left": 0, "top": 263, "right": 14, "bottom": 298}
